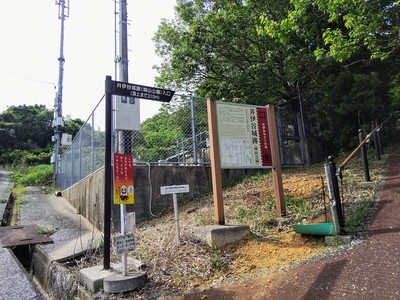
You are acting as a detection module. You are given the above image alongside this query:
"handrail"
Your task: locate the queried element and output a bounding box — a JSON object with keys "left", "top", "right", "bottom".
{"left": 338, "top": 125, "right": 380, "bottom": 177}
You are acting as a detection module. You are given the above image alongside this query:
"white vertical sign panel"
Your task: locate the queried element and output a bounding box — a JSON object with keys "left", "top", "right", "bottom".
{"left": 115, "top": 96, "right": 140, "bottom": 130}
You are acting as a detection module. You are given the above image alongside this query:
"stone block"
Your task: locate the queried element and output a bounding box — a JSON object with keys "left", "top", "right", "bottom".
{"left": 192, "top": 224, "right": 250, "bottom": 247}
{"left": 103, "top": 272, "right": 147, "bottom": 293}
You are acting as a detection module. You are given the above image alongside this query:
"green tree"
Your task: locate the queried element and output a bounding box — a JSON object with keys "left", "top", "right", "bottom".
{"left": 154, "top": 0, "right": 309, "bottom": 105}
{"left": 0, "top": 105, "right": 53, "bottom": 150}
{"left": 135, "top": 108, "right": 181, "bottom": 161}
{"left": 258, "top": 0, "right": 400, "bottom": 62}
{"left": 0, "top": 105, "right": 84, "bottom": 165}
{"left": 64, "top": 117, "right": 84, "bottom": 137}
{"left": 153, "top": 0, "right": 398, "bottom": 150}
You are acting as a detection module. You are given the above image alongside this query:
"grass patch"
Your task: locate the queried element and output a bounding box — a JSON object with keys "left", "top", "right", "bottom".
{"left": 234, "top": 200, "right": 278, "bottom": 235}
{"left": 285, "top": 196, "right": 313, "bottom": 223}
{"left": 37, "top": 225, "right": 56, "bottom": 235}
{"left": 0, "top": 198, "right": 8, "bottom": 204}
{"left": 9, "top": 164, "right": 53, "bottom": 186}
{"left": 12, "top": 185, "right": 28, "bottom": 198}
{"left": 195, "top": 214, "right": 212, "bottom": 226}
{"left": 344, "top": 199, "right": 375, "bottom": 233}
{"left": 224, "top": 171, "right": 272, "bottom": 188}
{"left": 211, "top": 247, "right": 228, "bottom": 271}
{"left": 240, "top": 171, "right": 272, "bottom": 184}
{"left": 14, "top": 197, "right": 28, "bottom": 216}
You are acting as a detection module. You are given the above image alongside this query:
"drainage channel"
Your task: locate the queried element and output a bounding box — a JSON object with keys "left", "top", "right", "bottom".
{"left": 0, "top": 225, "right": 53, "bottom": 270}
{"left": 1, "top": 193, "right": 51, "bottom": 271}
{"left": 0, "top": 194, "right": 52, "bottom": 299}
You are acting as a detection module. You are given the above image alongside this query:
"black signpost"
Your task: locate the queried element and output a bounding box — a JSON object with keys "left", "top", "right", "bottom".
{"left": 103, "top": 76, "right": 174, "bottom": 270}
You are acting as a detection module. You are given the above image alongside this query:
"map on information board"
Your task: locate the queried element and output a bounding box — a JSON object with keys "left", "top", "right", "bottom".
{"left": 216, "top": 102, "right": 273, "bottom": 168}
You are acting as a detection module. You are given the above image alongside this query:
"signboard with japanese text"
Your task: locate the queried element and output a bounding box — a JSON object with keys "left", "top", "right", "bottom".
{"left": 113, "top": 233, "right": 135, "bottom": 255}
{"left": 113, "top": 153, "right": 134, "bottom": 204}
{"left": 111, "top": 80, "right": 175, "bottom": 131}
{"left": 112, "top": 81, "right": 175, "bottom": 102}
{"left": 216, "top": 102, "right": 272, "bottom": 168}
{"left": 160, "top": 185, "right": 190, "bottom": 195}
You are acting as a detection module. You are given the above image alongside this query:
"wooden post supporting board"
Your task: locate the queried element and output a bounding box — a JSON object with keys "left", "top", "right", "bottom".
{"left": 207, "top": 98, "right": 225, "bottom": 225}
{"left": 266, "top": 104, "right": 286, "bottom": 216}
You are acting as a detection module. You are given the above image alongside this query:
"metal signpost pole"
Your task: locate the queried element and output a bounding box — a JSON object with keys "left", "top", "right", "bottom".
{"left": 160, "top": 185, "right": 189, "bottom": 243}
{"left": 106, "top": 76, "right": 175, "bottom": 272}
{"left": 172, "top": 193, "right": 180, "bottom": 243}
{"left": 104, "top": 76, "right": 113, "bottom": 270}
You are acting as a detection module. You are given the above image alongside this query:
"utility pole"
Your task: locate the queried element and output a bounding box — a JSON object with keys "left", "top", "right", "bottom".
{"left": 52, "top": 0, "right": 70, "bottom": 181}
{"left": 116, "top": 0, "right": 130, "bottom": 276}
{"left": 116, "top": 0, "right": 132, "bottom": 154}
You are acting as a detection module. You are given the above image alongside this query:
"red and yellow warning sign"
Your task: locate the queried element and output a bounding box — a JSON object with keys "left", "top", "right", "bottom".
{"left": 113, "top": 153, "right": 134, "bottom": 205}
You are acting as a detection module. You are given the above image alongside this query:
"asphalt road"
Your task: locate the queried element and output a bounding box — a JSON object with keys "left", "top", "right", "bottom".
{"left": 0, "top": 167, "right": 13, "bottom": 221}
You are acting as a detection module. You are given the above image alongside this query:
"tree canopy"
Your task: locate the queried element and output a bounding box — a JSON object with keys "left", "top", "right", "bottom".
{"left": 259, "top": 0, "right": 400, "bottom": 62}
{"left": 0, "top": 105, "right": 83, "bottom": 165}
{"left": 152, "top": 0, "right": 400, "bottom": 151}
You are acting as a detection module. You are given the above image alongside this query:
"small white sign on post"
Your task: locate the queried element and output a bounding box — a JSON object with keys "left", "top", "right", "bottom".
{"left": 160, "top": 185, "right": 190, "bottom": 195}
{"left": 125, "top": 212, "right": 136, "bottom": 233}
{"left": 160, "top": 185, "right": 190, "bottom": 243}
{"left": 113, "top": 233, "right": 136, "bottom": 256}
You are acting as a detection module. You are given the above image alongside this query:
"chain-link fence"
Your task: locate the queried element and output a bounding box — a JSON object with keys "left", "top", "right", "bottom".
{"left": 276, "top": 108, "right": 306, "bottom": 166}
{"left": 56, "top": 96, "right": 307, "bottom": 190}
{"left": 128, "top": 95, "right": 210, "bottom": 165}
{"left": 58, "top": 96, "right": 107, "bottom": 190}
{"left": 57, "top": 95, "right": 210, "bottom": 189}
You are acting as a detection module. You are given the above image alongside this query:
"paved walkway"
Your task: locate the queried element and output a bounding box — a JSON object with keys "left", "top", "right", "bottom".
{"left": 0, "top": 171, "right": 101, "bottom": 299}
{"left": 263, "top": 151, "right": 400, "bottom": 300}
{"left": 171, "top": 150, "right": 400, "bottom": 300}
{"left": 0, "top": 169, "right": 43, "bottom": 300}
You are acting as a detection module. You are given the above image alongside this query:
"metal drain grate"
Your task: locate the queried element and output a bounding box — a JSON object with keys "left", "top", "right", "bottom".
{"left": 0, "top": 224, "right": 53, "bottom": 247}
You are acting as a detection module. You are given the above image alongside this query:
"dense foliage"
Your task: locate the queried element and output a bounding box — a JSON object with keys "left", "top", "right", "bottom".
{"left": 0, "top": 104, "right": 83, "bottom": 166}
{"left": 151, "top": 0, "right": 400, "bottom": 151}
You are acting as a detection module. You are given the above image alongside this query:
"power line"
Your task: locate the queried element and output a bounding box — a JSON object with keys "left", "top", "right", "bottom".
{"left": 0, "top": 66, "right": 56, "bottom": 88}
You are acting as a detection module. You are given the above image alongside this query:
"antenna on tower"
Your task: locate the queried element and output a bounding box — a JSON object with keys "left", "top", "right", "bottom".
{"left": 52, "top": 0, "right": 70, "bottom": 179}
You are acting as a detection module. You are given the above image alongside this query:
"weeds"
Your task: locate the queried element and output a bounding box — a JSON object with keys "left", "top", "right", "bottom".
{"left": 195, "top": 214, "right": 212, "bottom": 226}
{"left": 37, "top": 225, "right": 56, "bottom": 235}
{"left": 285, "top": 196, "right": 313, "bottom": 222}
{"left": 14, "top": 197, "right": 28, "bottom": 215}
{"left": 9, "top": 164, "right": 53, "bottom": 186}
{"left": 344, "top": 199, "right": 375, "bottom": 233}
{"left": 211, "top": 247, "right": 228, "bottom": 271}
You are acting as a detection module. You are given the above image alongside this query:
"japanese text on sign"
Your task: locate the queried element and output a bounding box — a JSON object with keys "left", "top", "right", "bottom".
{"left": 160, "top": 185, "right": 190, "bottom": 195}
{"left": 113, "top": 233, "right": 135, "bottom": 255}
{"left": 113, "top": 81, "right": 175, "bottom": 102}
{"left": 113, "top": 153, "right": 134, "bottom": 205}
{"left": 216, "top": 102, "right": 273, "bottom": 168}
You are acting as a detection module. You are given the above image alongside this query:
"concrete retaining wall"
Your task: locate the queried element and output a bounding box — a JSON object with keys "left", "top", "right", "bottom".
{"left": 62, "top": 165, "right": 268, "bottom": 232}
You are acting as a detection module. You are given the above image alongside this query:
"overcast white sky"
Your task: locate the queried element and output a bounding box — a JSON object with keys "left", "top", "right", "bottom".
{"left": 0, "top": 0, "right": 176, "bottom": 121}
